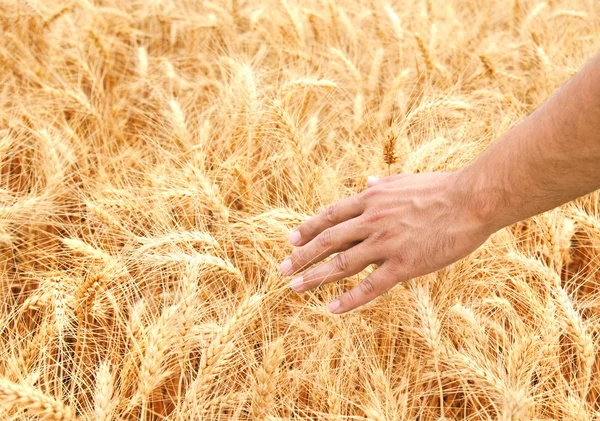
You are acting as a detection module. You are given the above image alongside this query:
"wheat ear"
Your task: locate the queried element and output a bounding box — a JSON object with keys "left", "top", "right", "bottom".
{"left": 61, "top": 237, "right": 115, "bottom": 265}
{"left": 412, "top": 285, "right": 445, "bottom": 419}
{"left": 94, "top": 361, "right": 115, "bottom": 421}
{"left": 382, "top": 130, "right": 398, "bottom": 175}
{"left": 0, "top": 376, "right": 76, "bottom": 421}
{"left": 554, "top": 287, "right": 595, "bottom": 395}
{"left": 252, "top": 338, "right": 285, "bottom": 420}
{"left": 180, "top": 294, "right": 262, "bottom": 417}
{"left": 128, "top": 305, "right": 179, "bottom": 415}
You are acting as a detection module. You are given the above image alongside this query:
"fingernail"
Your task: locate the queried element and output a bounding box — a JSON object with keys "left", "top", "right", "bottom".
{"left": 279, "top": 258, "right": 292, "bottom": 275}
{"left": 328, "top": 299, "right": 341, "bottom": 313}
{"left": 367, "top": 176, "right": 380, "bottom": 185}
{"left": 289, "top": 276, "right": 303, "bottom": 291}
{"left": 289, "top": 230, "right": 301, "bottom": 245}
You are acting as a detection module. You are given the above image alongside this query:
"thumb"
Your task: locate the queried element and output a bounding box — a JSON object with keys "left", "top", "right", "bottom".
{"left": 367, "top": 173, "right": 411, "bottom": 187}
{"left": 367, "top": 176, "right": 380, "bottom": 187}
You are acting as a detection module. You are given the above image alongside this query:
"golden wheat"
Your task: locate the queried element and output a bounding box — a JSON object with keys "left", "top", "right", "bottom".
{"left": 1, "top": 0, "right": 599, "bottom": 420}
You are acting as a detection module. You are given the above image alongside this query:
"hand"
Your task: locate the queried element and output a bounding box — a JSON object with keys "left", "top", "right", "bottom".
{"left": 279, "top": 171, "right": 499, "bottom": 314}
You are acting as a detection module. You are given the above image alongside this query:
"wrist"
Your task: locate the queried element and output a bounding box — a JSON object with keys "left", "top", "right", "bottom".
{"left": 449, "top": 167, "right": 509, "bottom": 236}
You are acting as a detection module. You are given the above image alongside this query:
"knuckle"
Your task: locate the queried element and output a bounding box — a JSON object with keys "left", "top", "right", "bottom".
{"left": 345, "top": 288, "right": 357, "bottom": 305}
{"left": 390, "top": 250, "right": 407, "bottom": 267}
{"left": 363, "top": 208, "right": 388, "bottom": 224}
{"left": 333, "top": 252, "right": 349, "bottom": 273}
{"left": 325, "top": 204, "right": 338, "bottom": 224}
{"left": 351, "top": 193, "right": 363, "bottom": 207}
{"left": 319, "top": 228, "right": 334, "bottom": 248}
{"left": 380, "top": 263, "right": 401, "bottom": 285}
{"left": 302, "top": 218, "right": 314, "bottom": 235}
{"left": 290, "top": 249, "right": 303, "bottom": 265}
{"left": 302, "top": 269, "right": 316, "bottom": 284}
{"left": 369, "top": 230, "right": 388, "bottom": 245}
{"left": 388, "top": 253, "right": 414, "bottom": 281}
{"left": 359, "top": 187, "right": 378, "bottom": 201}
{"left": 359, "top": 278, "right": 377, "bottom": 296}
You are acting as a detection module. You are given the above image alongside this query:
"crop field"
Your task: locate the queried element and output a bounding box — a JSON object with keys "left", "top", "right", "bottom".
{"left": 1, "top": 0, "right": 599, "bottom": 420}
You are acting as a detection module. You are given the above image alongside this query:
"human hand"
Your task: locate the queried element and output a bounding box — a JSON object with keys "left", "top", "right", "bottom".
{"left": 279, "top": 171, "right": 500, "bottom": 314}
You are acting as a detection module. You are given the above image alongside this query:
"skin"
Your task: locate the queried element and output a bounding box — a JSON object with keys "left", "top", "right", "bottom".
{"left": 280, "top": 51, "right": 600, "bottom": 314}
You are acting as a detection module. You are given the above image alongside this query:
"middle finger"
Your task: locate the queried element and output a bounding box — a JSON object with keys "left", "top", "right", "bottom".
{"left": 281, "top": 217, "right": 369, "bottom": 276}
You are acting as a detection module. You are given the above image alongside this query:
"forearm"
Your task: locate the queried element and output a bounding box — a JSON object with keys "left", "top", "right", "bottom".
{"left": 456, "top": 51, "right": 600, "bottom": 233}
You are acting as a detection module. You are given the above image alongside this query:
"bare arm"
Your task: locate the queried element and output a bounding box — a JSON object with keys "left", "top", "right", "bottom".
{"left": 280, "top": 51, "right": 600, "bottom": 314}
{"left": 458, "top": 52, "right": 600, "bottom": 232}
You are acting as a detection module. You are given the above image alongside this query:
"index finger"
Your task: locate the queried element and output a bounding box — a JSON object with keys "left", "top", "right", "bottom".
{"left": 289, "top": 194, "right": 366, "bottom": 247}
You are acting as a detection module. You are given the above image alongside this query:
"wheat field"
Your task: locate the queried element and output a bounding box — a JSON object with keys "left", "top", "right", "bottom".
{"left": 1, "top": 0, "right": 600, "bottom": 420}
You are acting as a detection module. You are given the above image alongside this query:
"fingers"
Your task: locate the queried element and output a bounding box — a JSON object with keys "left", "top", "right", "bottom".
{"left": 366, "top": 173, "right": 411, "bottom": 188}
{"left": 327, "top": 262, "right": 400, "bottom": 314}
{"left": 289, "top": 194, "right": 365, "bottom": 247}
{"left": 289, "top": 241, "right": 375, "bottom": 292}
{"left": 281, "top": 218, "right": 368, "bottom": 276}
{"left": 288, "top": 173, "right": 411, "bottom": 247}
